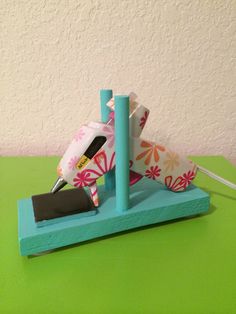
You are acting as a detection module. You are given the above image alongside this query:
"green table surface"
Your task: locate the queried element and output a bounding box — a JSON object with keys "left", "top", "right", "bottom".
{"left": 0, "top": 156, "right": 236, "bottom": 314}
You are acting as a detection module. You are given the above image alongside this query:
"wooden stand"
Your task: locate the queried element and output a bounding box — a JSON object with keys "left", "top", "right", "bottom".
{"left": 18, "top": 90, "right": 210, "bottom": 256}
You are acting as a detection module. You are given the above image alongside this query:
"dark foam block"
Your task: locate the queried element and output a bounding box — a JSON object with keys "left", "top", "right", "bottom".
{"left": 32, "top": 188, "right": 97, "bottom": 227}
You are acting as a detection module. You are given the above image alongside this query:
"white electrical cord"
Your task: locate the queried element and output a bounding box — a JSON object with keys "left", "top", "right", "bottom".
{"left": 197, "top": 165, "right": 236, "bottom": 190}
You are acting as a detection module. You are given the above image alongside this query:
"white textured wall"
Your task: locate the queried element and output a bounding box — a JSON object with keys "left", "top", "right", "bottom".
{"left": 1, "top": 0, "right": 236, "bottom": 158}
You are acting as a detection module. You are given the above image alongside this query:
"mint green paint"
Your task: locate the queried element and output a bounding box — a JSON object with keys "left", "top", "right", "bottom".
{"left": 18, "top": 177, "right": 209, "bottom": 256}
{"left": 100, "top": 89, "right": 112, "bottom": 123}
{"left": 114, "top": 95, "right": 130, "bottom": 212}
{"left": 100, "top": 89, "right": 115, "bottom": 191}
{"left": 35, "top": 208, "right": 97, "bottom": 228}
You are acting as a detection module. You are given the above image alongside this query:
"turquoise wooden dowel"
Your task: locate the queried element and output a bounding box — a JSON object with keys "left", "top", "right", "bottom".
{"left": 100, "top": 89, "right": 115, "bottom": 191}
{"left": 114, "top": 95, "right": 130, "bottom": 212}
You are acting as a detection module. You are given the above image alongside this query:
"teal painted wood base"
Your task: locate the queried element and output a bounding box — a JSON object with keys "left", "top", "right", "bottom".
{"left": 18, "top": 178, "right": 210, "bottom": 256}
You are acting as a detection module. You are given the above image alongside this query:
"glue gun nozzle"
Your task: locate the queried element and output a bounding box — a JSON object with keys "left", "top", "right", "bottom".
{"left": 51, "top": 177, "right": 67, "bottom": 194}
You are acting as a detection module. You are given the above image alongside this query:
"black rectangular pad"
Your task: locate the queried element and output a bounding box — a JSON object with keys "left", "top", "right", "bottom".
{"left": 32, "top": 188, "right": 94, "bottom": 222}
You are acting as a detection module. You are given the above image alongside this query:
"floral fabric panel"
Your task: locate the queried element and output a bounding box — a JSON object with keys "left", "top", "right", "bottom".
{"left": 57, "top": 122, "right": 115, "bottom": 206}
{"left": 106, "top": 92, "right": 150, "bottom": 138}
{"left": 56, "top": 91, "right": 198, "bottom": 205}
{"left": 130, "top": 138, "right": 197, "bottom": 191}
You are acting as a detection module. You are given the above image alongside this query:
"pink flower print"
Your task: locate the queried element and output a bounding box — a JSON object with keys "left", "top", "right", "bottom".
{"left": 68, "top": 156, "right": 78, "bottom": 170}
{"left": 165, "top": 176, "right": 185, "bottom": 192}
{"left": 74, "top": 128, "right": 85, "bottom": 142}
{"left": 74, "top": 151, "right": 115, "bottom": 186}
{"left": 88, "top": 183, "right": 99, "bottom": 207}
{"left": 165, "top": 170, "right": 196, "bottom": 192}
{"left": 73, "top": 170, "right": 95, "bottom": 188}
{"left": 102, "top": 126, "right": 114, "bottom": 148}
{"left": 94, "top": 151, "right": 105, "bottom": 164}
{"left": 145, "top": 165, "right": 161, "bottom": 180}
{"left": 108, "top": 111, "right": 115, "bottom": 121}
{"left": 93, "top": 150, "right": 115, "bottom": 173}
{"left": 179, "top": 170, "right": 196, "bottom": 189}
{"left": 140, "top": 111, "right": 149, "bottom": 129}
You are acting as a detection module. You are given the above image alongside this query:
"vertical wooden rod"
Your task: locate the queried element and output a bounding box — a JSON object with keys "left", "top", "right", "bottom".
{"left": 100, "top": 89, "right": 115, "bottom": 190}
{"left": 115, "top": 95, "right": 130, "bottom": 212}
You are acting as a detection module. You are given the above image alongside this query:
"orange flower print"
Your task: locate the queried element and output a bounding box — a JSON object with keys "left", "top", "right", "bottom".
{"left": 136, "top": 141, "right": 165, "bottom": 165}
{"left": 164, "top": 151, "right": 180, "bottom": 172}
{"left": 57, "top": 164, "right": 63, "bottom": 176}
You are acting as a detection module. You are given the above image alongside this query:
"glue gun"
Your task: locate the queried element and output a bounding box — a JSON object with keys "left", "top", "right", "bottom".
{"left": 51, "top": 94, "right": 236, "bottom": 207}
